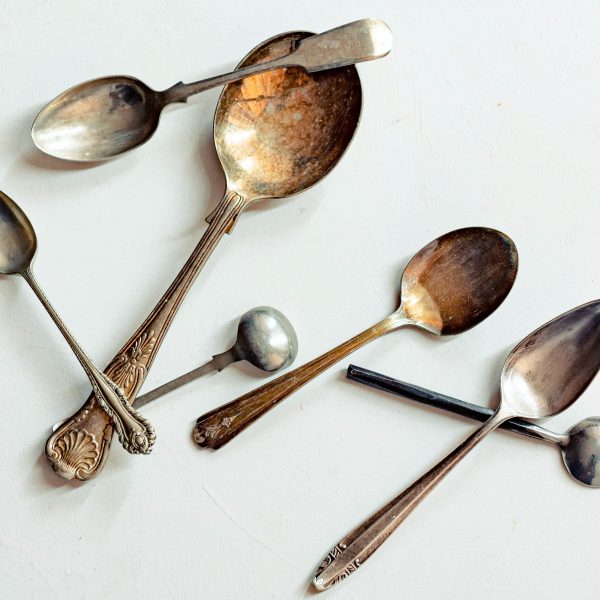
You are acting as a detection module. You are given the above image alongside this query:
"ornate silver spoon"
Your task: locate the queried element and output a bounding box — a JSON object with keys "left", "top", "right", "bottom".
{"left": 31, "top": 18, "right": 391, "bottom": 161}
{"left": 135, "top": 306, "right": 298, "bottom": 408}
{"left": 0, "top": 191, "right": 155, "bottom": 458}
{"left": 193, "top": 227, "right": 518, "bottom": 449}
{"left": 347, "top": 364, "right": 600, "bottom": 488}
{"left": 314, "top": 300, "right": 600, "bottom": 590}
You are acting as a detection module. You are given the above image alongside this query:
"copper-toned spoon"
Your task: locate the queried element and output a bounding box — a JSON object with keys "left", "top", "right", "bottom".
{"left": 45, "top": 30, "right": 362, "bottom": 481}
{"left": 193, "top": 227, "right": 518, "bottom": 448}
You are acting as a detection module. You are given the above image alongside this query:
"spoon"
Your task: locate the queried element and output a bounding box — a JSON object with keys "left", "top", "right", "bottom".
{"left": 193, "top": 227, "right": 518, "bottom": 449}
{"left": 134, "top": 306, "right": 298, "bottom": 408}
{"left": 313, "top": 300, "right": 600, "bottom": 591}
{"left": 46, "top": 30, "right": 362, "bottom": 481}
{"left": 31, "top": 18, "right": 390, "bottom": 162}
{"left": 0, "top": 191, "right": 155, "bottom": 458}
{"left": 347, "top": 364, "right": 600, "bottom": 488}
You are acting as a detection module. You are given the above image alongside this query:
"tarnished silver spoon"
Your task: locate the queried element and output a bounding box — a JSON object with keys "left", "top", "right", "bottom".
{"left": 31, "top": 18, "right": 392, "bottom": 162}
{"left": 314, "top": 300, "right": 600, "bottom": 590}
{"left": 0, "top": 190, "right": 155, "bottom": 455}
{"left": 135, "top": 306, "right": 298, "bottom": 408}
{"left": 347, "top": 364, "right": 600, "bottom": 488}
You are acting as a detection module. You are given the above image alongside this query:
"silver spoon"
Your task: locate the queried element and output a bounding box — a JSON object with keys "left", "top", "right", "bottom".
{"left": 314, "top": 300, "right": 600, "bottom": 591}
{"left": 346, "top": 364, "right": 600, "bottom": 488}
{"left": 0, "top": 191, "right": 155, "bottom": 455}
{"left": 31, "top": 18, "right": 392, "bottom": 162}
{"left": 134, "top": 306, "right": 298, "bottom": 408}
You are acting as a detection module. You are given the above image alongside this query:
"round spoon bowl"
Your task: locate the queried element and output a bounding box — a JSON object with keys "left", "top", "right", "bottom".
{"left": 32, "top": 76, "right": 160, "bottom": 161}
{"left": 0, "top": 191, "right": 37, "bottom": 274}
{"left": 400, "top": 227, "right": 518, "bottom": 335}
{"left": 234, "top": 306, "right": 298, "bottom": 372}
{"left": 563, "top": 417, "right": 600, "bottom": 487}
{"left": 214, "top": 31, "right": 362, "bottom": 200}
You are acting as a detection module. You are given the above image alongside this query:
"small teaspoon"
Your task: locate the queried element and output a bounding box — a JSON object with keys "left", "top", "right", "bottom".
{"left": 32, "top": 18, "right": 392, "bottom": 162}
{"left": 135, "top": 306, "right": 298, "bottom": 408}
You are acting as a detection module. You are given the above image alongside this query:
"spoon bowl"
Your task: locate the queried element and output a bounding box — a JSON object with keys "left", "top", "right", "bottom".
{"left": 214, "top": 32, "right": 361, "bottom": 199}
{"left": 501, "top": 300, "right": 600, "bottom": 418}
{"left": 233, "top": 306, "right": 298, "bottom": 372}
{"left": 564, "top": 417, "right": 600, "bottom": 487}
{"left": 32, "top": 77, "right": 160, "bottom": 162}
{"left": 0, "top": 192, "right": 37, "bottom": 274}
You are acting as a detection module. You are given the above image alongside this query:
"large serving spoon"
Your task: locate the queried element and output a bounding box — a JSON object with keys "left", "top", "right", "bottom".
{"left": 45, "top": 30, "right": 362, "bottom": 481}
{"left": 193, "top": 227, "right": 518, "bottom": 449}
{"left": 31, "top": 18, "right": 390, "bottom": 162}
{"left": 313, "top": 300, "right": 600, "bottom": 591}
{"left": 134, "top": 306, "right": 298, "bottom": 408}
{"left": 0, "top": 191, "right": 155, "bottom": 457}
{"left": 347, "top": 364, "right": 600, "bottom": 487}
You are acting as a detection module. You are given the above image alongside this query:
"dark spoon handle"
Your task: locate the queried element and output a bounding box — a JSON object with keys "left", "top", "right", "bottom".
{"left": 346, "top": 364, "right": 556, "bottom": 443}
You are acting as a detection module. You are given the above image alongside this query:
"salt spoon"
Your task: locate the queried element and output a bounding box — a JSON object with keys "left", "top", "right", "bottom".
{"left": 193, "top": 227, "right": 518, "bottom": 448}
{"left": 314, "top": 300, "right": 600, "bottom": 590}
{"left": 135, "top": 306, "right": 298, "bottom": 408}
{"left": 347, "top": 364, "right": 600, "bottom": 488}
{"left": 0, "top": 191, "right": 155, "bottom": 456}
{"left": 31, "top": 18, "right": 391, "bottom": 161}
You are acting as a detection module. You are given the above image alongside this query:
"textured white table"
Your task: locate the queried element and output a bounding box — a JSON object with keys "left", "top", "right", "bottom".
{"left": 1, "top": 2, "right": 599, "bottom": 599}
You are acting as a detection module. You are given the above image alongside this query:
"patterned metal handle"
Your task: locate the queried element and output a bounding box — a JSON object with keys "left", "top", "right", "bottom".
{"left": 313, "top": 410, "right": 509, "bottom": 591}
{"left": 45, "top": 191, "right": 247, "bottom": 481}
{"left": 193, "top": 315, "right": 402, "bottom": 449}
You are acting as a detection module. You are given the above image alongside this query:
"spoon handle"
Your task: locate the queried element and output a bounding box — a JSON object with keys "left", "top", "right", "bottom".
{"left": 45, "top": 191, "right": 247, "bottom": 481}
{"left": 22, "top": 268, "right": 156, "bottom": 455}
{"left": 192, "top": 315, "right": 403, "bottom": 449}
{"left": 135, "top": 349, "right": 235, "bottom": 409}
{"left": 346, "top": 365, "right": 566, "bottom": 445}
{"left": 161, "top": 18, "right": 392, "bottom": 104}
{"left": 313, "top": 409, "right": 509, "bottom": 591}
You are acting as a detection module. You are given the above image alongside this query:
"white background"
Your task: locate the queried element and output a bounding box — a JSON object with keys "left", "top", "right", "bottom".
{"left": 1, "top": 2, "right": 599, "bottom": 599}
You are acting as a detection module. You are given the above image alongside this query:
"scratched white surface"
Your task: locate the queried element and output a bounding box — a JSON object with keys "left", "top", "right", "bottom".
{"left": 1, "top": 2, "right": 599, "bottom": 598}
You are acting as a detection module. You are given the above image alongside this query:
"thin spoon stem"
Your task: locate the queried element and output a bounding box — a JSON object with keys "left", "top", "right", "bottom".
{"left": 135, "top": 349, "right": 236, "bottom": 408}
{"left": 21, "top": 267, "right": 156, "bottom": 454}
{"left": 160, "top": 56, "right": 291, "bottom": 105}
{"left": 313, "top": 409, "right": 511, "bottom": 591}
{"left": 193, "top": 313, "right": 407, "bottom": 449}
{"left": 346, "top": 365, "right": 570, "bottom": 446}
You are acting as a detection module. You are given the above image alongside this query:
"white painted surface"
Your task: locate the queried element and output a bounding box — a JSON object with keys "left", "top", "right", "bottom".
{"left": 1, "top": 2, "right": 599, "bottom": 598}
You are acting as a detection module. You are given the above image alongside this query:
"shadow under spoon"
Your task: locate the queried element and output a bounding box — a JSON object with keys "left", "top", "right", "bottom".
{"left": 31, "top": 18, "right": 391, "bottom": 162}
{"left": 313, "top": 300, "right": 600, "bottom": 591}
{"left": 193, "top": 226, "right": 518, "bottom": 449}
{"left": 45, "top": 29, "right": 363, "bottom": 481}
{"left": 0, "top": 191, "right": 155, "bottom": 456}
{"left": 135, "top": 306, "right": 298, "bottom": 408}
{"left": 346, "top": 364, "right": 600, "bottom": 488}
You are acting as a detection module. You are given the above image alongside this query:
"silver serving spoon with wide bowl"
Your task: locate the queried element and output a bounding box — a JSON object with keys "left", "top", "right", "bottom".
{"left": 45, "top": 29, "right": 363, "bottom": 481}
{"left": 193, "top": 227, "right": 518, "bottom": 449}
{"left": 31, "top": 18, "right": 391, "bottom": 162}
{"left": 0, "top": 191, "right": 155, "bottom": 456}
{"left": 135, "top": 306, "right": 298, "bottom": 408}
{"left": 314, "top": 300, "right": 600, "bottom": 591}
{"left": 346, "top": 364, "right": 600, "bottom": 488}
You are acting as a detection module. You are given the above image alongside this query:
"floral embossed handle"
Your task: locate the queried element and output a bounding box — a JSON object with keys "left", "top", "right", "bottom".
{"left": 45, "top": 191, "right": 247, "bottom": 480}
